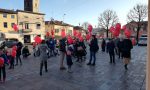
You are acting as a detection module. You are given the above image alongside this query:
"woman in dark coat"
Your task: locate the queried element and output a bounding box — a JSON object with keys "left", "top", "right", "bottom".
{"left": 122, "top": 38, "right": 133, "bottom": 70}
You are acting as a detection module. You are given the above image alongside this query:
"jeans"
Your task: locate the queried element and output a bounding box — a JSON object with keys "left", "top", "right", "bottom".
{"left": 89, "top": 51, "right": 96, "bottom": 64}
{"left": 40, "top": 60, "right": 48, "bottom": 73}
{"left": 16, "top": 55, "right": 22, "bottom": 65}
{"left": 9, "top": 56, "right": 14, "bottom": 69}
{"left": 60, "top": 51, "right": 65, "bottom": 68}
{"left": 0, "top": 65, "right": 6, "bottom": 81}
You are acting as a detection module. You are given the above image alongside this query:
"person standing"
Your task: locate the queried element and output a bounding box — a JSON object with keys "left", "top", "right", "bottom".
{"left": 122, "top": 37, "right": 133, "bottom": 70}
{"left": 117, "top": 38, "right": 123, "bottom": 59}
{"left": 87, "top": 35, "right": 99, "bottom": 66}
{"left": 107, "top": 39, "right": 115, "bottom": 64}
{"left": 38, "top": 40, "right": 49, "bottom": 76}
{"left": 16, "top": 42, "right": 23, "bottom": 65}
{"left": 101, "top": 38, "right": 106, "bottom": 52}
{"left": 59, "top": 38, "right": 66, "bottom": 70}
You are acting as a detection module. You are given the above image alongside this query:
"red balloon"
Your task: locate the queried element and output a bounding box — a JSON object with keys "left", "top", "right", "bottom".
{"left": 122, "top": 25, "right": 126, "bottom": 30}
{"left": 79, "top": 36, "right": 84, "bottom": 42}
{"left": 73, "top": 30, "right": 77, "bottom": 36}
{"left": 61, "top": 29, "right": 66, "bottom": 38}
{"left": 46, "top": 32, "right": 50, "bottom": 37}
{"left": 115, "top": 23, "right": 121, "bottom": 30}
{"left": 13, "top": 24, "right": 19, "bottom": 31}
{"left": 51, "top": 30, "right": 54, "bottom": 36}
{"left": 124, "top": 29, "right": 131, "bottom": 38}
{"left": 11, "top": 50, "right": 16, "bottom": 57}
{"left": 86, "top": 33, "right": 91, "bottom": 40}
{"left": 0, "top": 57, "right": 4, "bottom": 67}
{"left": 34, "top": 36, "right": 42, "bottom": 44}
{"left": 77, "top": 32, "right": 82, "bottom": 38}
{"left": 88, "top": 25, "right": 93, "bottom": 32}
{"left": 109, "top": 26, "right": 115, "bottom": 33}
{"left": 67, "top": 35, "right": 73, "bottom": 44}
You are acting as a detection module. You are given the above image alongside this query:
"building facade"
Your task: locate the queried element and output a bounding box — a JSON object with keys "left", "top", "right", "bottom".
{"left": 0, "top": 0, "right": 45, "bottom": 43}
{"left": 45, "top": 20, "right": 73, "bottom": 38}
{"left": 0, "top": 9, "right": 17, "bottom": 33}
{"left": 126, "top": 21, "right": 148, "bottom": 37}
{"left": 17, "top": 10, "right": 45, "bottom": 43}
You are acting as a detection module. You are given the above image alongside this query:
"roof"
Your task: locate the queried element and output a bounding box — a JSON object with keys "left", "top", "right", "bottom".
{"left": 0, "top": 8, "right": 17, "bottom": 14}
{"left": 45, "top": 20, "right": 74, "bottom": 27}
{"left": 17, "top": 10, "right": 45, "bottom": 15}
{"left": 126, "top": 21, "right": 148, "bottom": 26}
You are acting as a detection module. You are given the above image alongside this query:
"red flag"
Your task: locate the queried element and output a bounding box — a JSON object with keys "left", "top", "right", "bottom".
{"left": 88, "top": 24, "right": 93, "bottom": 32}
{"left": 46, "top": 32, "right": 50, "bottom": 37}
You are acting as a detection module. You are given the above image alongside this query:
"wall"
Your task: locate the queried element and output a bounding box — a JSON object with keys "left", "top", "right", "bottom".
{"left": 0, "top": 12, "right": 17, "bottom": 33}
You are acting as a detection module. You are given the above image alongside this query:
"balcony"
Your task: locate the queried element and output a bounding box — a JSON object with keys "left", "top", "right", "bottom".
{"left": 22, "top": 29, "right": 32, "bottom": 33}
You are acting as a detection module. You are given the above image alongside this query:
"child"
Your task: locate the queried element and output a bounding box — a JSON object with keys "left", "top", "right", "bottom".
{"left": 66, "top": 45, "right": 73, "bottom": 73}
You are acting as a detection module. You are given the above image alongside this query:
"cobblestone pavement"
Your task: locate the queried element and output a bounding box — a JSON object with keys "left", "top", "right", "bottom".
{"left": 0, "top": 46, "right": 147, "bottom": 90}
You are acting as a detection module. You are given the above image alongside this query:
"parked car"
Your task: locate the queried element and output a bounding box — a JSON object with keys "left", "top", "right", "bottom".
{"left": 138, "top": 37, "right": 147, "bottom": 46}
{"left": 5, "top": 38, "right": 19, "bottom": 48}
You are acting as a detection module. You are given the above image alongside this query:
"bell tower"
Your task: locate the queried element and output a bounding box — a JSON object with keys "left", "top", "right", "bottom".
{"left": 24, "top": 0, "right": 39, "bottom": 13}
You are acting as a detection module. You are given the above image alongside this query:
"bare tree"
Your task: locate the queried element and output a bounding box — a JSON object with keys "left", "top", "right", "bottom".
{"left": 98, "top": 10, "right": 119, "bottom": 38}
{"left": 127, "top": 3, "right": 148, "bottom": 43}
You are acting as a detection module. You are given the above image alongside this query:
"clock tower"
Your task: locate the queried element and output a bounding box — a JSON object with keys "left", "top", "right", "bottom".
{"left": 24, "top": 0, "right": 39, "bottom": 13}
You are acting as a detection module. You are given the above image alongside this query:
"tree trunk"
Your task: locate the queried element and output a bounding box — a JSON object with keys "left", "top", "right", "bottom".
{"left": 106, "top": 27, "right": 109, "bottom": 38}
{"left": 136, "top": 25, "right": 140, "bottom": 44}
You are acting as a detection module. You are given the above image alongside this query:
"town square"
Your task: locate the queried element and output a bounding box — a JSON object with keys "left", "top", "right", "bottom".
{"left": 0, "top": 0, "right": 149, "bottom": 90}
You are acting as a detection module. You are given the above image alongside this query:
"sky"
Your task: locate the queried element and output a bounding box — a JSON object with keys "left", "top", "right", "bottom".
{"left": 0, "top": 0, "right": 148, "bottom": 27}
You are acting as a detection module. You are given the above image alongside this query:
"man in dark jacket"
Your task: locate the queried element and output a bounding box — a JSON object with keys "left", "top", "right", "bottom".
{"left": 87, "top": 35, "right": 99, "bottom": 66}
{"left": 107, "top": 39, "right": 115, "bottom": 64}
{"left": 117, "top": 38, "right": 123, "bottom": 59}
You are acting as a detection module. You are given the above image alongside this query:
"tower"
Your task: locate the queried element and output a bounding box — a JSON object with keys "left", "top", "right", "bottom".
{"left": 24, "top": 0, "right": 39, "bottom": 13}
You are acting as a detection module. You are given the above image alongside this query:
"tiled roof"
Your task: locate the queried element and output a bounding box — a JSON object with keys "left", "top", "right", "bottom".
{"left": 45, "top": 20, "right": 74, "bottom": 27}
{"left": 17, "top": 10, "right": 45, "bottom": 15}
{"left": 0, "top": 8, "right": 17, "bottom": 14}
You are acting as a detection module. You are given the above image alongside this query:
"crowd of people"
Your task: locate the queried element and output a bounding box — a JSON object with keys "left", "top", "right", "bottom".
{"left": 0, "top": 34, "right": 133, "bottom": 83}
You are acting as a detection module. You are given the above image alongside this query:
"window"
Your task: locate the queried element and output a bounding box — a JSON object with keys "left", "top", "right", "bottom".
{"left": 11, "top": 15, "right": 15, "bottom": 19}
{"left": 25, "top": 23, "right": 29, "bottom": 29}
{"left": 3, "top": 13, "right": 7, "bottom": 18}
{"left": 55, "top": 29, "right": 59, "bottom": 33}
{"left": 3, "top": 22, "right": 7, "bottom": 28}
{"left": 11, "top": 23, "right": 15, "bottom": 28}
{"left": 36, "top": 24, "right": 41, "bottom": 29}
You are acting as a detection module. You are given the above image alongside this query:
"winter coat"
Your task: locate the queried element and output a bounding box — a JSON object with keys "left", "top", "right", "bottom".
{"left": 38, "top": 44, "right": 49, "bottom": 61}
{"left": 89, "top": 38, "right": 99, "bottom": 52}
{"left": 107, "top": 41, "right": 115, "bottom": 53}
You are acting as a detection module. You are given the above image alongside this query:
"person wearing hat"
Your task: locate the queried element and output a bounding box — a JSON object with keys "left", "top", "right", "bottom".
{"left": 87, "top": 35, "right": 99, "bottom": 66}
